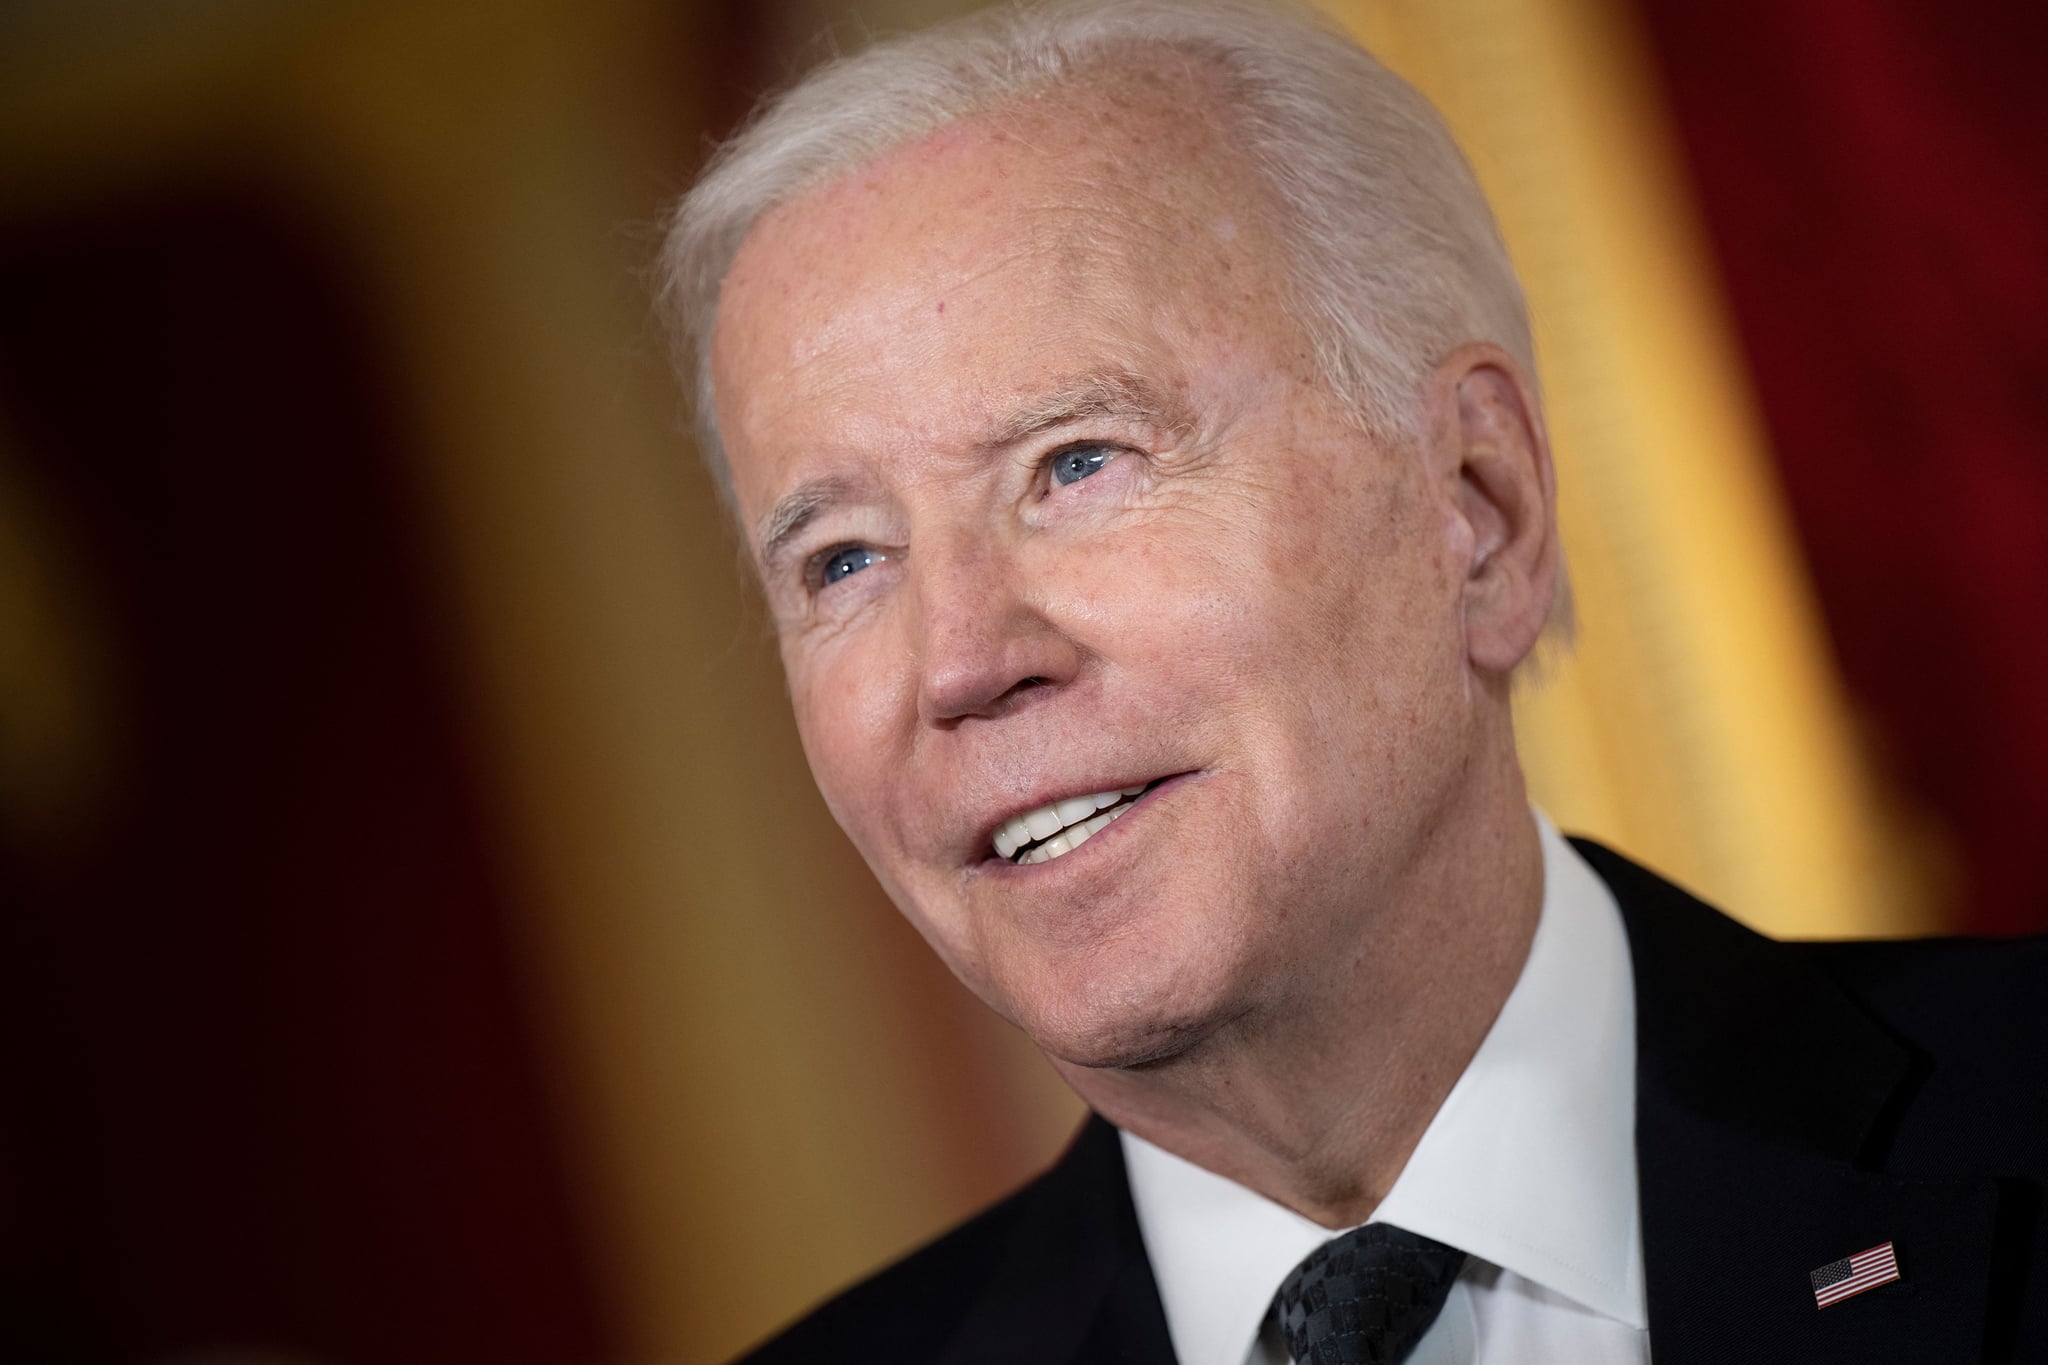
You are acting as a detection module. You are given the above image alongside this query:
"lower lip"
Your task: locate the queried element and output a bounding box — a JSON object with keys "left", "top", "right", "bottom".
{"left": 980, "top": 771, "right": 1198, "bottom": 876}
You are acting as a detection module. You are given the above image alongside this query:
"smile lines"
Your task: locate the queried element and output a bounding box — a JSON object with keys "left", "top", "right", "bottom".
{"left": 993, "top": 781, "right": 1160, "bottom": 864}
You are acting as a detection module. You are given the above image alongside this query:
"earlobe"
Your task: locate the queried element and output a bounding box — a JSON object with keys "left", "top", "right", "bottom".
{"left": 1430, "top": 344, "right": 1561, "bottom": 676}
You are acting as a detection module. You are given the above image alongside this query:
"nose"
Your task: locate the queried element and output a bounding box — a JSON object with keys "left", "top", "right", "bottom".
{"left": 912, "top": 532, "right": 1080, "bottom": 725}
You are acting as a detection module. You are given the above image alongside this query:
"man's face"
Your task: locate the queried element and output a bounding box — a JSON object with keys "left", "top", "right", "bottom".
{"left": 711, "top": 84, "right": 1488, "bottom": 1070}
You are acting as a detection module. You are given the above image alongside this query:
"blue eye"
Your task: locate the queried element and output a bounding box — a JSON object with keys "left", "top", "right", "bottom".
{"left": 820, "top": 546, "right": 878, "bottom": 586}
{"left": 1050, "top": 444, "right": 1112, "bottom": 486}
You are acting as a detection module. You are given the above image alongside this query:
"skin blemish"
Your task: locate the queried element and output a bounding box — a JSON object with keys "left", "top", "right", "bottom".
{"left": 937, "top": 300, "right": 946, "bottom": 314}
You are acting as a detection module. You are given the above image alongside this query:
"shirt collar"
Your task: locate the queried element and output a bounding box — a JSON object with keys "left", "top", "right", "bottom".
{"left": 1121, "top": 813, "right": 1646, "bottom": 1365}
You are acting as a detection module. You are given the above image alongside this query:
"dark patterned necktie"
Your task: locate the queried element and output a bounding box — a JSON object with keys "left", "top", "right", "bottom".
{"left": 1272, "top": 1223, "right": 1466, "bottom": 1364}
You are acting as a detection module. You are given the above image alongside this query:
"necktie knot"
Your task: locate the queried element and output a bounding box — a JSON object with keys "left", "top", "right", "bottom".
{"left": 1272, "top": 1223, "right": 1465, "bottom": 1364}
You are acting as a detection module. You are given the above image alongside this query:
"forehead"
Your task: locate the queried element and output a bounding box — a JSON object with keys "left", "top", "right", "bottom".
{"left": 729, "top": 54, "right": 1269, "bottom": 287}
{"left": 709, "top": 68, "right": 1299, "bottom": 517}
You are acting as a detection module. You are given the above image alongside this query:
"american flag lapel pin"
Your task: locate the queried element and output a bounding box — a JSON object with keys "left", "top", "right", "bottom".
{"left": 1810, "top": 1241, "right": 1902, "bottom": 1309}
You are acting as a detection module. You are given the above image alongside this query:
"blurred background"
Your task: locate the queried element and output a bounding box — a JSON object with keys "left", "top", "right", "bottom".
{"left": 2, "top": 0, "right": 2043, "bottom": 1361}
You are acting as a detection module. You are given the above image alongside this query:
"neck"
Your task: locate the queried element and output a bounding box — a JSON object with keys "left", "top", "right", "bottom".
{"left": 1053, "top": 756, "right": 1544, "bottom": 1229}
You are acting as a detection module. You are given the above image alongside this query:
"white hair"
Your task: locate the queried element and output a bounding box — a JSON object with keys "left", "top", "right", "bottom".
{"left": 658, "top": 0, "right": 1532, "bottom": 518}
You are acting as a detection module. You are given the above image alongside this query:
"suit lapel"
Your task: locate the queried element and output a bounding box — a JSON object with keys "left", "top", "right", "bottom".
{"left": 1578, "top": 839, "right": 1999, "bottom": 1364}
{"left": 937, "top": 1116, "right": 1177, "bottom": 1365}
{"left": 938, "top": 843, "right": 2005, "bottom": 1365}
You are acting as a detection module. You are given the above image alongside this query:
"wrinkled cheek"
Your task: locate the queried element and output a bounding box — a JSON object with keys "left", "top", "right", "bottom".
{"left": 787, "top": 663, "right": 871, "bottom": 819}
{"left": 788, "top": 648, "right": 919, "bottom": 866}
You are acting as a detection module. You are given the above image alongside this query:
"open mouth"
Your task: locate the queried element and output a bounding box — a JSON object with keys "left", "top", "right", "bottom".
{"left": 992, "top": 779, "right": 1166, "bottom": 866}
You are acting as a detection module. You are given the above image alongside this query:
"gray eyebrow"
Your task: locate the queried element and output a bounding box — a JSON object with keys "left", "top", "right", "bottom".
{"left": 757, "top": 477, "right": 854, "bottom": 569}
{"left": 979, "top": 367, "right": 1195, "bottom": 451}
{"left": 754, "top": 369, "right": 1192, "bottom": 569}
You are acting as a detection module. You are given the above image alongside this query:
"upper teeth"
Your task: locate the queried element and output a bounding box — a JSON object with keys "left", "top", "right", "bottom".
{"left": 993, "top": 784, "right": 1149, "bottom": 863}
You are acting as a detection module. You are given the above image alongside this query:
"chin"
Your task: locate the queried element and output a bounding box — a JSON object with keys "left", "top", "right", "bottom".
{"left": 1005, "top": 957, "right": 1244, "bottom": 1073}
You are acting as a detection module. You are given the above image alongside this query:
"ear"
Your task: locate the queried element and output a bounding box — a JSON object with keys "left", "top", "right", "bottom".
{"left": 1423, "top": 342, "right": 1562, "bottom": 676}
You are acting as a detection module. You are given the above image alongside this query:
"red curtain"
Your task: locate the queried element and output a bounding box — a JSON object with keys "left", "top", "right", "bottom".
{"left": 0, "top": 181, "right": 615, "bottom": 1365}
{"left": 1641, "top": 0, "right": 2048, "bottom": 933}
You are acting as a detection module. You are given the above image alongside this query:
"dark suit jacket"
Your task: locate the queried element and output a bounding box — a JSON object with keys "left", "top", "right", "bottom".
{"left": 741, "top": 840, "right": 2048, "bottom": 1363}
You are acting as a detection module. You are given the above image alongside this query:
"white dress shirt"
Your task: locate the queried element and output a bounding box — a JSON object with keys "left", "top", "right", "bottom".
{"left": 1121, "top": 814, "right": 1651, "bottom": 1365}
